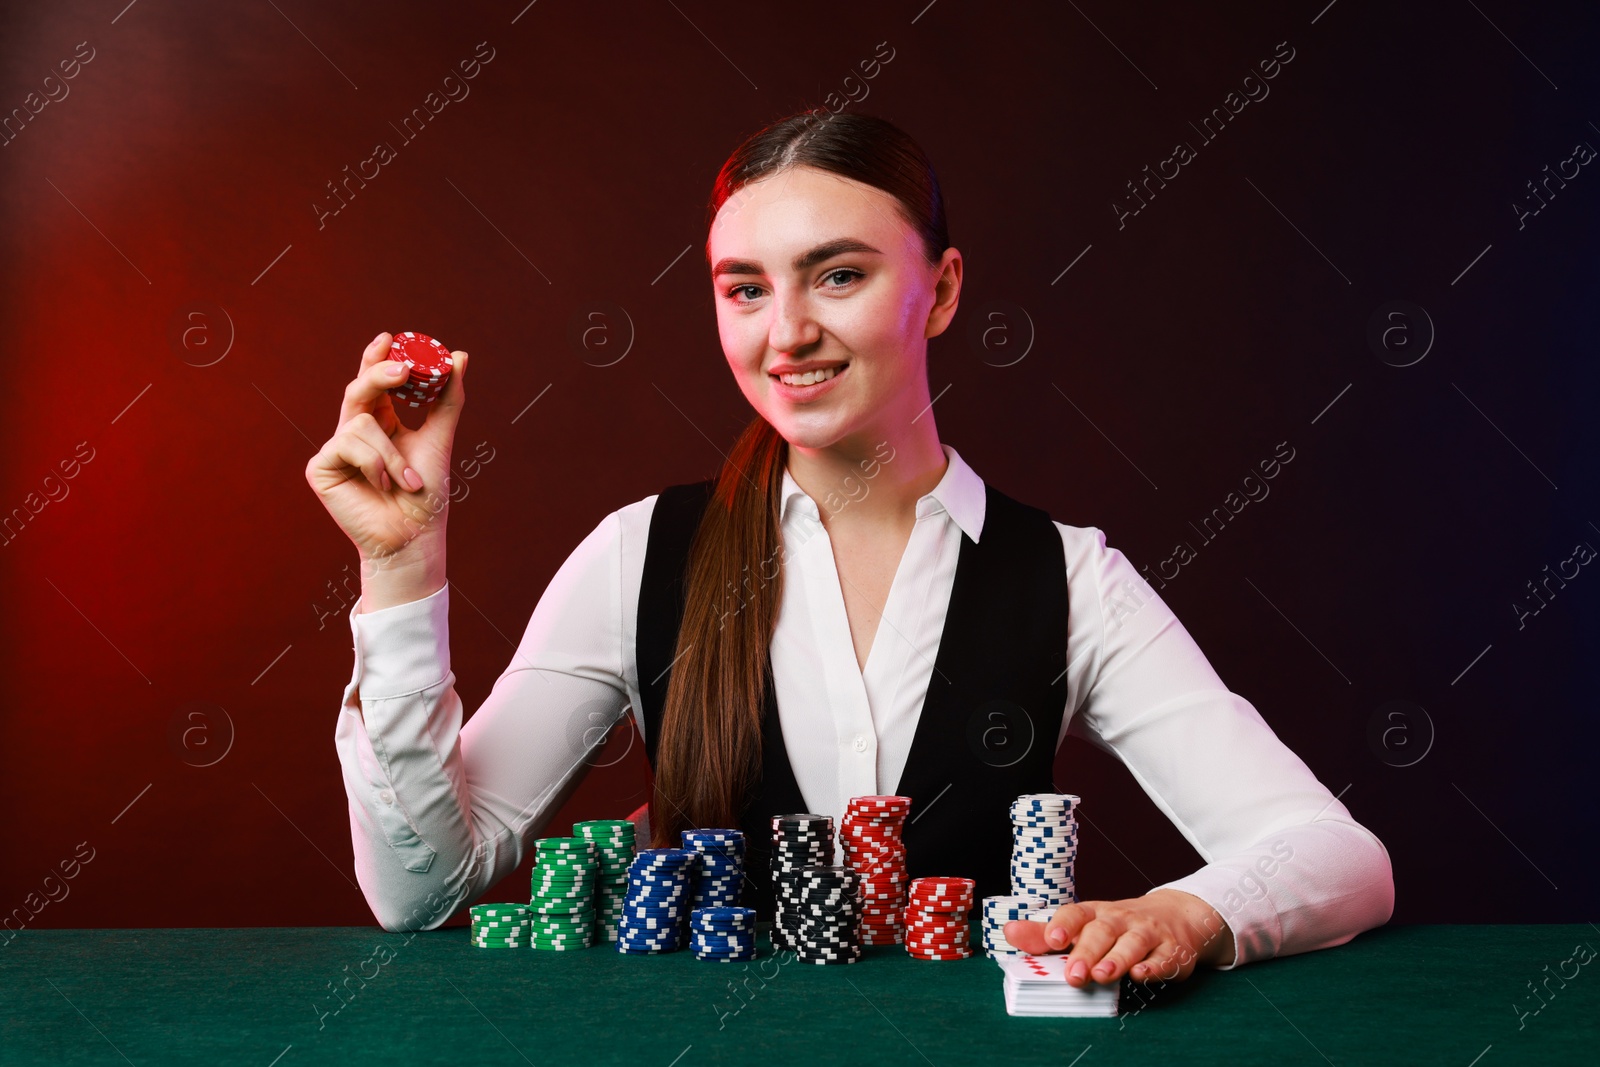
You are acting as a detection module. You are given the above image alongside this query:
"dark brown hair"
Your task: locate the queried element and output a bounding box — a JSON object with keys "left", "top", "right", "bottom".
{"left": 649, "top": 110, "right": 950, "bottom": 845}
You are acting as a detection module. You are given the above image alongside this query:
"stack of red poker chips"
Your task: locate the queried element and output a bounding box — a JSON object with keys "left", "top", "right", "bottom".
{"left": 841, "top": 795, "right": 912, "bottom": 946}
{"left": 386, "top": 331, "right": 454, "bottom": 408}
{"left": 903, "top": 876, "right": 975, "bottom": 961}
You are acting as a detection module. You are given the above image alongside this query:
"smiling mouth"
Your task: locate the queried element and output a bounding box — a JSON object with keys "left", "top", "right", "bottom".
{"left": 771, "top": 362, "right": 849, "bottom": 387}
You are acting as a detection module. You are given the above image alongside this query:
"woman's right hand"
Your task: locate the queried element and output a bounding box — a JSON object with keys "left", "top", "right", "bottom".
{"left": 305, "top": 331, "right": 470, "bottom": 578}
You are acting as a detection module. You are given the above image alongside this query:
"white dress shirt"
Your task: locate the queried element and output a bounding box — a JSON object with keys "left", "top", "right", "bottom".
{"left": 334, "top": 443, "right": 1394, "bottom": 967}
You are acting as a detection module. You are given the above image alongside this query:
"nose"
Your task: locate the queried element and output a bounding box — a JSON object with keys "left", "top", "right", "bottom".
{"left": 767, "top": 287, "right": 822, "bottom": 356}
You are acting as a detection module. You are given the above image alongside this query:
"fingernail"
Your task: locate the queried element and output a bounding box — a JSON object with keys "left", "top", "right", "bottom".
{"left": 404, "top": 468, "right": 422, "bottom": 491}
{"left": 1069, "top": 959, "right": 1087, "bottom": 982}
{"left": 372, "top": 331, "right": 386, "bottom": 344}
{"left": 387, "top": 362, "right": 407, "bottom": 376}
{"left": 1047, "top": 928, "right": 1066, "bottom": 948}
{"left": 1093, "top": 962, "right": 1113, "bottom": 978}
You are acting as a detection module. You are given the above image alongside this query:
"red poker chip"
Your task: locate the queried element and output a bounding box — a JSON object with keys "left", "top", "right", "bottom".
{"left": 844, "top": 839, "right": 903, "bottom": 852}
{"left": 905, "top": 928, "right": 970, "bottom": 941}
{"left": 908, "top": 884, "right": 974, "bottom": 898}
{"left": 909, "top": 877, "right": 975, "bottom": 893}
{"left": 386, "top": 331, "right": 454, "bottom": 406}
{"left": 847, "top": 795, "right": 912, "bottom": 810}
{"left": 905, "top": 930, "right": 971, "bottom": 943}
{"left": 389, "top": 331, "right": 454, "bottom": 375}
{"left": 907, "top": 950, "right": 972, "bottom": 961}
{"left": 908, "top": 898, "right": 973, "bottom": 913}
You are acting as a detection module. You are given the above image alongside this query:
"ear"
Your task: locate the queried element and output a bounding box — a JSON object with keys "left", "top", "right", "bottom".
{"left": 924, "top": 247, "right": 963, "bottom": 339}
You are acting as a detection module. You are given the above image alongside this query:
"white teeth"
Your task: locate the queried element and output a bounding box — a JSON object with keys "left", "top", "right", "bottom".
{"left": 778, "top": 364, "right": 844, "bottom": 386}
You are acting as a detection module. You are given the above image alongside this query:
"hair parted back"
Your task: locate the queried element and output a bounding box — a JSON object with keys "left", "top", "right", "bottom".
{"left": 649, "top": 110, "right": 950, "bottom": 845}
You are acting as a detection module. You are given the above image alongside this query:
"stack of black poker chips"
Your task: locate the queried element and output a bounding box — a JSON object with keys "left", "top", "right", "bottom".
{"left": 769, "top": 814, "right": 835, "bottom": 953}
{"left": 790, "top": 865, "right": 864, "bottom": 965}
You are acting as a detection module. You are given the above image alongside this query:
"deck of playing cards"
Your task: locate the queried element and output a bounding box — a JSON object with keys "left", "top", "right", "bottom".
{"left": 997, "top": 953, "right": 1121, "bottom": 1017}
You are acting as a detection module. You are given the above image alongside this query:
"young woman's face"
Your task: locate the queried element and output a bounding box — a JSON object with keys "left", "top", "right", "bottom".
{"left": 707, "top": 164, "right": 959, "bottom": 451}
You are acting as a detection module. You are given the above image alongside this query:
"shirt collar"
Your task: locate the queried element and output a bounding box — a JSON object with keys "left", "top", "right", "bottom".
{"left": 779, "top": 442, "right": 987, "bottom": 542}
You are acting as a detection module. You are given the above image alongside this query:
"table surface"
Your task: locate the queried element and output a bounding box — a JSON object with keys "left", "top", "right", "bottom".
{"left": 2, "top": 923, "right": 1595, "bottom": 1066}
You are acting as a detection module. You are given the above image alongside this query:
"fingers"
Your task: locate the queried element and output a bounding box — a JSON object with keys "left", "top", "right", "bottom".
{"left": 317, "top": 413, "right": 419, "bottom": 493}
{"left": 348, "top": 413, "right": 422, "bottom": 491}
{"left": 359, "top": 330, "right": 393, "bottom": 372}
{"left": 1062, "top": 915, "right": 1125, "bottom": 987}
{"left": 1043, "top": 901, "right": 1093, "bottom": 952}
{"left": 1001, "top": 902, "right": 1094, "bottom": 956}
{"left": 1130, "top": 940, "right": 1195, "bottom": 983}
{"left": 339, "top": 333, "right": 408, "bottom": 428}
{"left": 419, "top": 349, "right": 468, "bottom": 440}
{"left": 1080, "top": 924, "right": 1159, "bottom": 985}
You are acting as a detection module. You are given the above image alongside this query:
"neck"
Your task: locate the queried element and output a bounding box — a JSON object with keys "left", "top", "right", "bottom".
{"left": 785, "top": 416, "right": 948, "bottom": 534}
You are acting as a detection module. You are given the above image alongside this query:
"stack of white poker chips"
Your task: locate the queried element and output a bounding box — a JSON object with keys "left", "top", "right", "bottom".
{"left": 980, "top": 894, "right": 1050, "bottom": 959}
{"left": 1009, "top": 793, "right": 1080, "bottom": 906}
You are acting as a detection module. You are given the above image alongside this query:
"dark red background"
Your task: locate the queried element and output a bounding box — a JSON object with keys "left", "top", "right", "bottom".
{"left": 2, "top": 0, "right": 1595, "bottom": 930}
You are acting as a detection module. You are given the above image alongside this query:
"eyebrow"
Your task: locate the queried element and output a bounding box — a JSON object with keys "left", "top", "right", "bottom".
{"left": 710, "top": 237, "right": 883, "bottom": 279}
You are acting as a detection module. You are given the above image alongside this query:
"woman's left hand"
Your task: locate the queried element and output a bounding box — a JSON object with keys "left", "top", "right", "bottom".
{"left": 1001, "top": 888, "right": 1235, "bottom": 987}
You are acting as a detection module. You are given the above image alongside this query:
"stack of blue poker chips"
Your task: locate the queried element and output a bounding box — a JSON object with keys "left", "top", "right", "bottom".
{"left": 689, "top": 906, "right": 758, "bottom": 962}
{"left": 1008, "top": 794, "right": 1079, "bottom": 906}
{"left": 980, "top": 894, "right": 1049, "bottom": 959}
{"left": 615, "top": 848, "right": 701, "bottom": 954}
{"left": 681, "top": 828, "right": 746, "bottom": 910}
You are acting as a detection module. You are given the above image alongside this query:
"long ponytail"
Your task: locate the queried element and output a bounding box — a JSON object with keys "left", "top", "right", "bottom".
{"left": 650, "top": 416, "right": 786, "bottom": 843}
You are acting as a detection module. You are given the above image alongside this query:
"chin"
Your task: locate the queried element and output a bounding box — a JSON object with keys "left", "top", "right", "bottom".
{"left": 763, "top": 410, "right": 850, "bottom": 451}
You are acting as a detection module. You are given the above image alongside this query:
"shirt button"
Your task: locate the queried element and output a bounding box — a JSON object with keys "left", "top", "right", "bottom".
{"left": 853, "top": 736, "right": 868, "bottom": 753}
{"left": 379, "top": 790, "right": 393, "bottom": 805}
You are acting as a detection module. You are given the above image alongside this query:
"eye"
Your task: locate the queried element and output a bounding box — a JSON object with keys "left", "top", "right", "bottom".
{"left": 822, "top": 268, "right": 863, "bottom": 288}
{"left": 724, "top": 284, "right": 764, "bottom": 304}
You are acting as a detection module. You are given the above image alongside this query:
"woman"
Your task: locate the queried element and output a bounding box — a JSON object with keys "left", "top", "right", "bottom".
{"left": 307, "top": 111, "right": 1393, "bottom": 989}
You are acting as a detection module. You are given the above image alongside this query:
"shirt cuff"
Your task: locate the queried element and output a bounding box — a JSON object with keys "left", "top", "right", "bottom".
{"left": 1152, "top": 863, "right": 1279, "bottom": 971}
{"left": 348, "top": 584, "right": 451, "bottom": 699}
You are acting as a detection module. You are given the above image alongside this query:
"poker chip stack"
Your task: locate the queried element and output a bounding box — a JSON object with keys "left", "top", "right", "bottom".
{"left": 574, "top": 819, "right": 637, "bottom": 942}
{"left": 769, "top": 814, "right": 835, "bottom": 952}
{"left": 1008, "top": 793, "right": 1080, "bottom": 906}
{"left": 790, "top": 866, "right": 863, "bottom": 964}
{"left": 980, "top": 894, "right": 1049, "bottom": 959}
{"left": 615, "top": 847, "right": 700, "bottom": 954}
{"left": 903, "top": 877, "right": 976, "bottom": 961}
{"left": 386, "top": 331, "right": 454, "bottom": 408}
{"left": 469, "top": 903, "right": 532, "bottom": 949}
{"left": 689, "top": 906, "right": 758, "bottom": 963}
{"left": 841, "top": 795, "right": 912, "bottom": 946}
{"left": 528, "top": 837, "right": 598, "bottom": 950}
{"left": 681, "top": 828, "right": 746, "bottom": 910}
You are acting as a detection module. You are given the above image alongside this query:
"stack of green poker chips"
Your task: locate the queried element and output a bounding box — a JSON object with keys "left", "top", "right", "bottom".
{"left": 470, "top": 903, "right": 532, "bottom": 948}
{"left": 573, "top": 819, "right": 637, "bottom": 942}
{"left": 528, "top": 837, "right": 598, "bottom": 950}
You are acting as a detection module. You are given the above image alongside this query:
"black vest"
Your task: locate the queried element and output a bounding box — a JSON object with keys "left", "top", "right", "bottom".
{"left": 636, "top": 476, "right": 1070, "bottom": 917}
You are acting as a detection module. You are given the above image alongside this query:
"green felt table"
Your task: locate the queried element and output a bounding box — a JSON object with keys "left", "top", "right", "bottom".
{"left": 2, "top": 924, "right": 1595, "bottom": 1066}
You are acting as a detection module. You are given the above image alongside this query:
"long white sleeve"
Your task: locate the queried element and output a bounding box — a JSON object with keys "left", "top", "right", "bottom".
{"left": 333, "top": 503, "right": 644, "bottom": 932}
{"left": 1058, "top": 525, "right": 1395, "bottom": 968}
